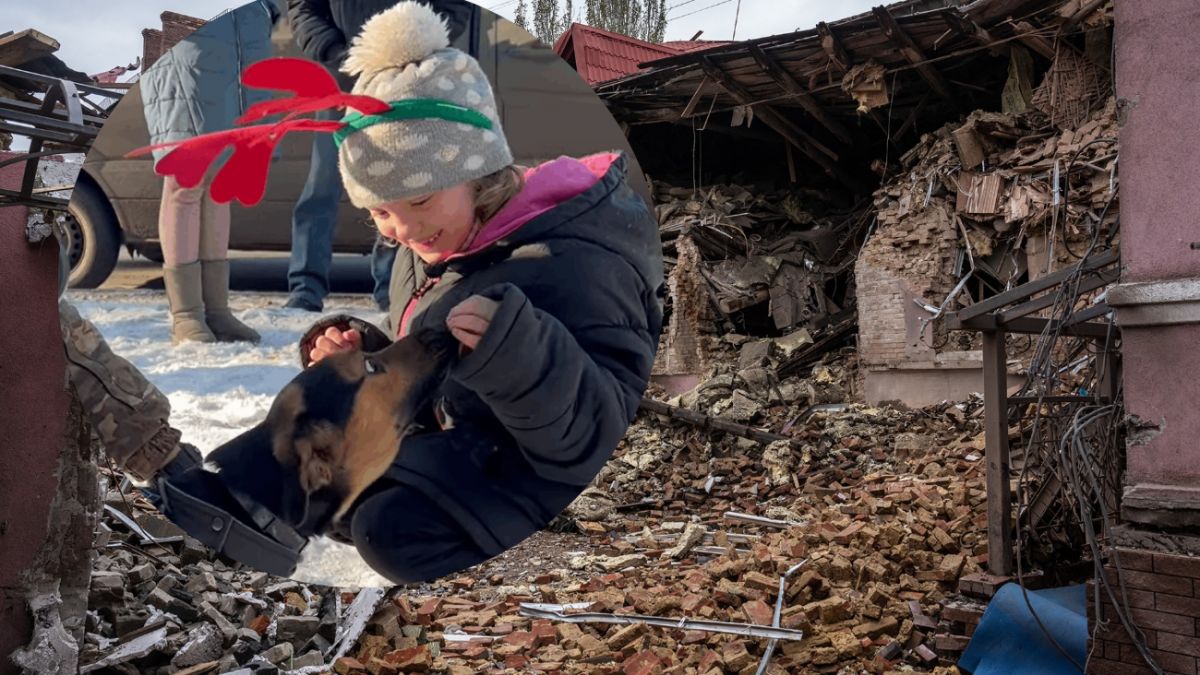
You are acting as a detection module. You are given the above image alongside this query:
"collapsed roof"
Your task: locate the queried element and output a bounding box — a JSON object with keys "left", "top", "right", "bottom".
{"left": 597, "top": 0, "right": 1108, "bottom": 191}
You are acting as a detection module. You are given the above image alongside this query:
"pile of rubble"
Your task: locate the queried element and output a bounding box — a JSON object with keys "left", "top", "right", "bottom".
{"left": 860, "top": 93, "right": 1120, "bottom": 358}
{"left": 83, "top": 484, "right": 341, "bottom": 675}
{"left": 652, "top": 181, "right": 868, "bottom": 382}
{"left": 81, "top": 385, "right": 1003, "bottom": 675}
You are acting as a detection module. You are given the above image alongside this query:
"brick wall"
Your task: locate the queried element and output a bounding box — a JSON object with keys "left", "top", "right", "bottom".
{"left": 141, "top": 29, "right": 163, "bottom": 72}
{"left": 141, "top": 11, "right": 206, "bottom": 71}
{"left": 1088, "top": 548, "right": 1200, "bottom": 675}
{"left": 855, "top": 201, "right": 959, "bottom": 369}
{"left": 856, "top": 261, "right": 918, "bottom": 368}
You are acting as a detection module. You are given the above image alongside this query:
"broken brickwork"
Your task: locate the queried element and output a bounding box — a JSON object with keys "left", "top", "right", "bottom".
{"left": 141, "top": 12, "right": 206, "bottom": 71}
{"left": 856, "top": 97, "right": 1120, "bottom": 404}
{"left": 857, "top": 202, "right": 959, "bottom": 371}
{"left": 653, "top": 233, "right": 713, "bottom": 378}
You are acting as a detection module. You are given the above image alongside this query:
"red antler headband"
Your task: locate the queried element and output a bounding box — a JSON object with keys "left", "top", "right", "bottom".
{"left": 126, "top": 57, "right": 494, "bottom": 207}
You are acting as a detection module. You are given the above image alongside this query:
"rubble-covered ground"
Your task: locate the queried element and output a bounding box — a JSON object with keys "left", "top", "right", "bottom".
{"left": 82, "top": 319, "right": 999, "bottom": 674}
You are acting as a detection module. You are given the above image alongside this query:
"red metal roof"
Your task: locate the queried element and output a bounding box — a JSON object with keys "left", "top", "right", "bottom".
{"left": 661, "top": 39, "right": 731, "bottom": 53}
{"left": 554, "top": 23, "right": 728, "bottom": 86}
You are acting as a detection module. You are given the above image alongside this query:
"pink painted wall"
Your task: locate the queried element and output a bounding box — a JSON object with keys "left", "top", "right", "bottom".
{"left": 1115, "top": 2, "right": 1200, "bottom": 489}
{"left": 1121, "top": 325, "right": 1200, "bottom": 485}
{"left": 1115, "top": 0, "right": 1200, "bottom": 282}
{"left": 0, "top": 153, "right": 69, "bottom": 669}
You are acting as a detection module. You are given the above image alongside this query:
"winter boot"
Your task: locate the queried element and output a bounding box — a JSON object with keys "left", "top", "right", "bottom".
{"left": 163, "top": 261, "right": 217, "bottom": 344}
{"left": 200, "top": 259, "right": 261, "bottom": 343}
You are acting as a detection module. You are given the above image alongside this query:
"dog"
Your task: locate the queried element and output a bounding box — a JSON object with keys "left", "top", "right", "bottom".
{"left": 171, "top": 327, "right": 458, "bottom": 541}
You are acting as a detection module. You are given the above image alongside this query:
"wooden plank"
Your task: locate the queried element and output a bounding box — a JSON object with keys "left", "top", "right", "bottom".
{"left": 639, "top": 397, "right": 804, "bottom": 450}
{"left": 681, "top": 76, "right": 708, "bottom": 118}
{"left": 872, "top": 5, "right": 953, "bottom": 99}
{"left": 1062, "top": 0, "right": 1109, "bottom": 34}
{"left": 961, "top": 173, "right": 1004, "bottom": 214}
{"left": 0, "top": 29, "right": 60, "bottom": 67}
{"left": 982, "top": 330, "right": 1014, "bottom": 577}
{"left": 940, "top": 9, "right": 1007, "bottom": 57}
{"left": 697, "top": 56, "right": 849, "bottom": 181}
{"left": 996, "top": 268, "right": 1119, "bottom": 323}
{"left": 816, "top": 21, "right": 851, "bottom": 73}
{"left": 894, "top": 91, "right": 930, "bottom": 139}
{"left": 1010, "top": 20, "right": 1057, "bottom": 60}
{"left": 954, "top": 315, "right": 1115, "bottom": 338}
{"left": 747, "top": 44, "right": 853, "bottom": 144}
{"left": 948, "top": 249, "right": 1118, "bottom": 322}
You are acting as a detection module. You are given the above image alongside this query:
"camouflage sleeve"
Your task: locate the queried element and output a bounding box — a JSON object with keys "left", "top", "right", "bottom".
{"left": 59, "top": 300, "right": 182, "bottom": 481}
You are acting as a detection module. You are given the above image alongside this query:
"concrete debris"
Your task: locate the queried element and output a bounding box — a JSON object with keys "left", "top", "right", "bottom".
{"left": 79, "top": 623, "right": 168, "bottom": 673}
{"left": 11, "top": 592, "right": 80, "bottom": 675}
{"left": 170, "top": 623, "right": 223, "bottom": 668}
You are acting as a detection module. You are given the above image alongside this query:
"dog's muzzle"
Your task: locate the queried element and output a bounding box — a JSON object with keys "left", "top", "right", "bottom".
{"left": 144, "top": 445, "right": 308, "bottom": 577}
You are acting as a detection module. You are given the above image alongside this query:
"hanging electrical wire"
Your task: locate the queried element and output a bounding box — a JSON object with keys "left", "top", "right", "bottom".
{"left": 668, "top": 0, "right": 733, "bottom": 22}
{"left": 997, "top": 163, "right": 1161, "bottom": 672}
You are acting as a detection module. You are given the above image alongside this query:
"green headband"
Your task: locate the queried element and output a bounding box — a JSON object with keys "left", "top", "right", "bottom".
{"left": 333, "top": 98, "right": 494, "bottom": 148}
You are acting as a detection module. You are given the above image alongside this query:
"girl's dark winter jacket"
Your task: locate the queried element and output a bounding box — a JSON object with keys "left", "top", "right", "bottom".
{"left": 302, "top": 151, "right": 664, "bottom": 556}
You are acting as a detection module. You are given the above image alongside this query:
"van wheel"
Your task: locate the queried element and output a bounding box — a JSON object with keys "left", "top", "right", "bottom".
{"left": 65, "top": 178, "right": 122, "bottom": 289}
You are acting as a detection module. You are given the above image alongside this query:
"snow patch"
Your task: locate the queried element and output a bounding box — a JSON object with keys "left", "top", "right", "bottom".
{"left": 68, "top": 291, "right": 392, "bottom": 589}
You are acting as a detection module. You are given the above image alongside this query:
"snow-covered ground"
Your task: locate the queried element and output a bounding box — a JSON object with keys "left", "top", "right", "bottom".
{"left": 67, "top": 289, "right": 393, "bottom": 590}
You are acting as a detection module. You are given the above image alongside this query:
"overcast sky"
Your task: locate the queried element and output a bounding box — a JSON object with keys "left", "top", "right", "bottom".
{"left": 5, "top": 0, "right": 880, "bottom": 78}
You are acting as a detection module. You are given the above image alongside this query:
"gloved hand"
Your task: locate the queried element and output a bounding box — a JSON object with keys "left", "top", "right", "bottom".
{"left": 140, "top": 443, "right": 307, "bottom": 577}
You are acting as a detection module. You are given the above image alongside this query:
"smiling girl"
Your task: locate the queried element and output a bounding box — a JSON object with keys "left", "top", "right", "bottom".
{"left": 290, "top": 1, "right": 665, "bottom": 582}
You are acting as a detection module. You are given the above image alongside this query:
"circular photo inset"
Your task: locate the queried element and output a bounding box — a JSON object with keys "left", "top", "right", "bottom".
{"left": 68, "top": 0, "right": 662, "bottom": 588}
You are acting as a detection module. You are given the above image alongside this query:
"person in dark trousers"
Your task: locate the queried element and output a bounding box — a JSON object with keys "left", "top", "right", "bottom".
{"left": 284, "top": 0, "right": 476, "bottom": 312}
{"left": 292, "top": 1, "right": 665, "bottom": 582}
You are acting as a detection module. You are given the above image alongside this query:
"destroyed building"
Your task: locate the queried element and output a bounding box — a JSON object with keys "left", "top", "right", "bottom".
{"left": 599, "top": 0, "right": 1119, "bottom": 409}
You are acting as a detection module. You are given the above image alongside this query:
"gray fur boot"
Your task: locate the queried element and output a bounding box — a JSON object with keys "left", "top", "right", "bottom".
{"left": 200, "top": 259, "right": 260, "bottom": 343}
{"left": 163, "top": 261, "right": 217, "bottom": 344}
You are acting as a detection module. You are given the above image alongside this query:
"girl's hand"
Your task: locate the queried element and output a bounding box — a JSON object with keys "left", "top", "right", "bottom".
{"left": 309, "top": 327, "right": 363, "bottom": 364}
{"left": 447, "top": 295, "right": 499, "bottom": 351}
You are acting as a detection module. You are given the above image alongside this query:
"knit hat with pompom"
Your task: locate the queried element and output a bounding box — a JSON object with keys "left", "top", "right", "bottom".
{"left": 335, "top": 1, "right": 512, "bottom": 209}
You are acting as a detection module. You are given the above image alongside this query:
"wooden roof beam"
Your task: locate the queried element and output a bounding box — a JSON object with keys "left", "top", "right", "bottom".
{"left": 1009, "top": 20, "right": 1059, "bottom": 60}
{"left": 697, "top": 57, "right": 836, "bottom": 160}
{"left": 697, "top": 56, "right": 867, "bottom": 192}
{"left": 872, "top": 5, "right": 953, "bottom": 100}
{"left": 747, "top": 44, "right": 853, "bottom": 145}
{"left": 815, "top": 21, "right": 851, "bottom": 74}
{"left": 940, "top": 8, "right": 1007, "bottom": 57}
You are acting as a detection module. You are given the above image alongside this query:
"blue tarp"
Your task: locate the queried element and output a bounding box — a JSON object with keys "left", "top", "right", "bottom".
{"left": 958, "top": 583, "right": 1088, "bottom": 675}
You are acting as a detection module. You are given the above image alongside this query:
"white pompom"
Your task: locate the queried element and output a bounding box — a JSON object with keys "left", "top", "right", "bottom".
{"left": 341, "top": 1, "right": 450, "bottom": 76}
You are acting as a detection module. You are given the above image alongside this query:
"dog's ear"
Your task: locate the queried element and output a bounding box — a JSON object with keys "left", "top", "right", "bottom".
{"left": 291, "top": 421, "right": 344, "bottom": 494}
